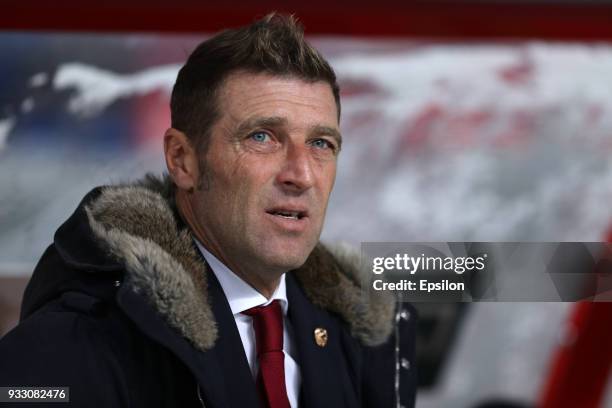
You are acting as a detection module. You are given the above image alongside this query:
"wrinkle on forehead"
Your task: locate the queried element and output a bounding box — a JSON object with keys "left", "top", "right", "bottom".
{"left": 217, "top": 72, "right": 339, "bottom": 128}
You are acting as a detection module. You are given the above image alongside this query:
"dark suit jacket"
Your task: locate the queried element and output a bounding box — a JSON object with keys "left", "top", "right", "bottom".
{"left": 0, "top": 176, "right": 417, "bottom": 407}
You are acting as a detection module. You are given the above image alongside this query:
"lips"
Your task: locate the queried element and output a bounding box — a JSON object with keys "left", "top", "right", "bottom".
{"left": 264, "top": 206, "right": 310, "bottom": 232}
{"left": 265, "top": 207, "right": 308, "bottom": 220}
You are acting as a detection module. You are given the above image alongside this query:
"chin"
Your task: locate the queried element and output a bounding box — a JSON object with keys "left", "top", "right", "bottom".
{"left": 258, "top": 239, "right": 316, "bottom": 271}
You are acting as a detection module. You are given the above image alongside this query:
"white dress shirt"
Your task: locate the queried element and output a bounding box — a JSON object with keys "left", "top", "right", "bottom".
{"left": 195, "top": 240, "right": 301, "bottom": 407}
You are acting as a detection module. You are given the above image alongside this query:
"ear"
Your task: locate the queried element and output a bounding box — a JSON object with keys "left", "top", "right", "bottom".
{"left": 163, "top": 128, "right": 199, "bottom": 192}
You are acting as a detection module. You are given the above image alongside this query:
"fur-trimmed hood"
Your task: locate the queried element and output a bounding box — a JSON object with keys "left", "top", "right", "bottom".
{"left": 29, "top": 175, "right": 395, "bottom": 351}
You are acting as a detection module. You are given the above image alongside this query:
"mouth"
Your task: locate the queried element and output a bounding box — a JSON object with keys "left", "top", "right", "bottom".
{"left": 265, "top": 208, "right": 308, "bottom": 220}
{"left": 264, "top": 206, "right": 311, "bottom": 233}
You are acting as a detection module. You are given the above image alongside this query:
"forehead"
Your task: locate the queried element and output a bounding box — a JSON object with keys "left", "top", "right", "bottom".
{"left": 216, "top": 71, "right": 339, "bottom": 127}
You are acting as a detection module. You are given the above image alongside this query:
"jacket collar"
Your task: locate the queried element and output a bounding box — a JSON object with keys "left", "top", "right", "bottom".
{"left": 84, "top": 174, "right": 395, "bottom": 351}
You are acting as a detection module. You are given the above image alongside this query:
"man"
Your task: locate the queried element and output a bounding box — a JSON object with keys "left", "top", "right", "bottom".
{"left": 0, "top": 14, "right": 416, "bottom": 407}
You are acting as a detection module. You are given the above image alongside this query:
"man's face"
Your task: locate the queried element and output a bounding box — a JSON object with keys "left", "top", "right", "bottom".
{"left": 191, "top": 71, "right": 341, "bottom": 276}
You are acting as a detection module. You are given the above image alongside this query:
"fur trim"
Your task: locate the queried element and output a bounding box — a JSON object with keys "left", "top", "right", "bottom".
{"left": 86, "top": 174, "right": 394, "bottom": 350}
{"left": 86, "top": 181, "right": 217, "bottom": 351}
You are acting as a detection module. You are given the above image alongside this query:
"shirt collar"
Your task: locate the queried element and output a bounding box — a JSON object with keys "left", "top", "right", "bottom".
{"left": 194, "top": 239, "right": 289, "bottom": 316}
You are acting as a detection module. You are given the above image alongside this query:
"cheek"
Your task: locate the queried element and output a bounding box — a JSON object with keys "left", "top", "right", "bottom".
{"left": 318, "top": 163, "right": 337, "bottom": 197}
{"left": 208, "top": 156, "right": 250, "bottom": 199}
{"left": 236, "top": 159, "right": 277, "bottom": 193}
{"left": 227, "top": 166, "right": 269, "bottom": 218}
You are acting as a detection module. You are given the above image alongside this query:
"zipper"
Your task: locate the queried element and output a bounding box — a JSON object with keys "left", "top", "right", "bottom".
{"left": 197, "top": 383, "right": 205, "bottom": 407}
{"left": 394, "top": 302, "right": 401, "bottom": 408}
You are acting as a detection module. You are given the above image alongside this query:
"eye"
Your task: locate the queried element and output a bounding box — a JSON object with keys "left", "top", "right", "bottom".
{"left": 311, "top": 138, "right": 335, "bottom": 150}
{"left": 250, "top": 131, "right": 271, "bottom": 142}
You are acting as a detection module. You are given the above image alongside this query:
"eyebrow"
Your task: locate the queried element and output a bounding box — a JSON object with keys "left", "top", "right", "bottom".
{"left": 235, "top": 116, "right": 343, "bottom": 148}
{"left": 235, "top": 116, "right": 287, "bottom": 137}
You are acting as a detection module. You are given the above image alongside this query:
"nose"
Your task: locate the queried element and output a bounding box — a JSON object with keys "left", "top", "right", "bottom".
{"left": 276, "top": 142, "right": 315, "bottom": 194}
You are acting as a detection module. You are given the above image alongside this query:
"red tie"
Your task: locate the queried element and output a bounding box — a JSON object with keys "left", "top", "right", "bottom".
{"left": 242, "top": 300, "right": 291, "bottom": 408}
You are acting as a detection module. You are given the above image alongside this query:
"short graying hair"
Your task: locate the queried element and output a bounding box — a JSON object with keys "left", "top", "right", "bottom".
{"left": 170, "top": 13, "right": 341, "bottom": 157}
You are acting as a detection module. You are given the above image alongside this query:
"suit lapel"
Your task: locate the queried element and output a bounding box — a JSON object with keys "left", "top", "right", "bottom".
{"left": 286, "top": 273, "right": 359, "bottom": 408}
{"left": 205, "top": 265, "right": 262, "bottom": 407}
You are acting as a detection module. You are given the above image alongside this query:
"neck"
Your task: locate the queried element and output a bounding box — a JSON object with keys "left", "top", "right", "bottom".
{"left": 175, "top": 190, "right": 282, "bottom": 299}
